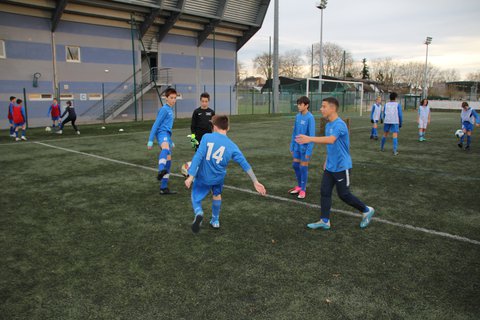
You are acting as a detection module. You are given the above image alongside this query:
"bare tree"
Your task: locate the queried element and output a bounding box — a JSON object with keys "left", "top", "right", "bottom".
{"left": 370, "top": 57, "right": 400, "bottom": 84}
{"left": 466, "top": 71, "right": 480, "bottom": 81}
{"left": 279, "top": 49, "right": 304, "bottom": 78}
{"left": 305, "top": 42, "right": 353, "bottom": 77}
{"left": 237, "top": 60, "right": 247, "bottom": 83}
{"left": 253, "top": 52, "right": 272, "bottom": 80}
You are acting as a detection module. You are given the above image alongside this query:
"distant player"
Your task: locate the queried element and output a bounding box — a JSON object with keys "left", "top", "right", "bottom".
{"left": 147, "top": 88, "right": 177, "bottom": 195}
{"left": 10, "top": 99, "right": 27, "bottom": 141}
{"left": 458, "top": 101, "right": 480, "bottom": 151}
{"left": 370, "top": 96, "right": 382, "bottom": 140}
{"left": 288, "top": 96, "right": 315, "bottom": 199}
{"left": 47, "top": 98, "right": 62, "bottom": 130}
{"left": 7, "top": 96, "right": 16, "bottom": 137}
{"left": 380, "top": 92, "right": 403, "bottom": 155}
{"left": 295, "top": 97, "right": 375, "bottom": 230}
{"left": 417, "top": 99, "right": 431, "bottom": 142}
{"left": 190, "top": 92, "right": 215, "bottom": 150}
{"left": 57, "top": 101, "right": 79, "bottom": 135}
{"left": 185, "top": 115, "right": 266, "bottom": 233}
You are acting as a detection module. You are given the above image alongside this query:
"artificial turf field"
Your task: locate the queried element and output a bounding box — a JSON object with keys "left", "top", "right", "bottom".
{"left": 1, "top": 111, "right": 479, "bottom": 319}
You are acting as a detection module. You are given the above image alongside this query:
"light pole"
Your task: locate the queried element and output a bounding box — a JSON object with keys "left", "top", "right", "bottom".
{"left": 316, "top": 0, "right": 327, "bottom": 98}
{"left": 422, "top": 36, "right": 432, "bottom": 99}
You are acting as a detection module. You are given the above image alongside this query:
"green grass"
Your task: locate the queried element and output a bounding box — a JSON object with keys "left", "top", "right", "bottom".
{"left": 1, "top": 111, "right": 480, "bottom": 319}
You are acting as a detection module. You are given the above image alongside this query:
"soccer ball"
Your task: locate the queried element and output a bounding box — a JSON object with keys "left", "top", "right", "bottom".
{"left": 455, "top": 129, "right": 464, "bottom": 138}
{"left": 181, "top": 161, "right": 191, "bottom": 177}
{"left": 45, "top": 126, "right": 51, "bottom": 132}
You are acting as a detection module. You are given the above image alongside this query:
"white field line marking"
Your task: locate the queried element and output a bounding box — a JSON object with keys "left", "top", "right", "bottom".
{"left": 34, "top": 141, "right": 480, "bottom": 246}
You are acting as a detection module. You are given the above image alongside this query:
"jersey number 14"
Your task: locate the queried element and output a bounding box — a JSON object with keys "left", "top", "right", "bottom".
{"left": 206, "top": 142, "right": 225, "bottom": 164}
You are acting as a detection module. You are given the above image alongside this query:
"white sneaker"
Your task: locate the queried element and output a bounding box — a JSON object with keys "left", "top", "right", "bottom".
{"left": 15, "top": 137, "right": 20, "bottom": 141}
{"left": 56, "top": 130, "right": 63, "bottom": 134}
{"left": 76, "top": 131, "right": 80, "bottom": 135}
{"left": 9, "top": 134, "right": 16, "bottom": 137}
{"left": 21, "top": 136, "right": 27, "bottom": 141}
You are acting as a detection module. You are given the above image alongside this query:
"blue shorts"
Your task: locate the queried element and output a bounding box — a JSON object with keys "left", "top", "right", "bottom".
{"left": 384, "top": 123, "right": 399, "bottom": 133}
{"left": 51, "top": 116, "right": 61, "bottom": 121}
{"left": 292, "top": 150, "right": 311, "bottom": 162}
{"left": 462, "top": 122, "right": 474, "bottom": 132}
{"left": 14, "top": 122, "right": 25, "bottom": 128}
{"left": 191, "top": 179, "right": 224, "bottom": 213}
{"left": 156, "top": 133, "right": 173, "bottom": 148}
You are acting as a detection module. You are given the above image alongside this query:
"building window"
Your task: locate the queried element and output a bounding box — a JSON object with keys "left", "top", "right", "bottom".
{"left": 0, "top": 40, "right": 5, "bottom": 59}
{"left": 66, "top": 46, "right": 80, "bottom": 62}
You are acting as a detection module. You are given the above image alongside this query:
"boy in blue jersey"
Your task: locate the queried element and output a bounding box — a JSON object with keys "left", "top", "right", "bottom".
{"left": 288, "top": 96, "right": 315, "bottom": 199}
{"left": 7, "top": 96, "right": 16, "bottom": 137}
{"left": 458, "top": 101, "right": 480, "bottom": 151}
{"left": 380, "top": 92, "right": 403, "bottom": 155}
{"left": 185, "top": 115, "right": 266, "bottom": 233}
{"left": 147, "top": 88, "right": 177, "bottom": 195}
{"left": 296, "top": 97, "right": 375, "bottom": 230}
{"left": 370, "top": 96, "right": 382, "bottom": 140}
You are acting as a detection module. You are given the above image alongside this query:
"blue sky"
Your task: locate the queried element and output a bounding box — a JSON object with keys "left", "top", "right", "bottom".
{"left": 238, "top": 0, "right": 480, "bottom": 79}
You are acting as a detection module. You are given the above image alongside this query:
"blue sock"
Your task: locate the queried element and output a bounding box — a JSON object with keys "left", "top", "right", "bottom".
{"left": 300, "top": 165, "right": 308, "bottom": 191}
{"left": 22, "top": 129, "right": 26, "bottom": 137}
{"left": 158, "top": 149, "right": 170, "bottom": 172}
{"left": 9, "top": 126, "right": 14, "bottom": 135}
{"left": 292, "top": 162, "right": 301, "bottom": 186}
{"left": 160, "top": 160, "right": 171, "bottom": 189}
{"left": 467, "top": 136, "right": 471, "bottom": 146}
{"left": 373, "top": 128, "right": 377, "bottom": 136}
{"left": 322, "top": 218, "right": 329, "bottom": 223}
{"left": 370, "top": 128, "right": 375, "bottom": 136}
{"left": 381, "top": 137, "right": 386, "bottom": 150}
{"left": 15, "top": 131, "right": 18, "bottom": 138}
{"left": 393, "top": 138, "right": 398, "bottom": 152}
{"left": 212, "top": 199, "right": 222, "bottom": 223}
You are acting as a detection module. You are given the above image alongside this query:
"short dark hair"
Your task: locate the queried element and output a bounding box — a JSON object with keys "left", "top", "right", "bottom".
{"left": 164, "top": 88, "right": 177, "bottom": 97}
{"left": 462, "top": 101, "right": 469, "bottom": 108}
{"left": 420, "top": 99, "right": 428, "bottom": 106}
{"left": 390, "top": 92, "right": 398, "bottom": 100}
{"left": 322, "top": 97, "right": 339, "bottom": 110}
{"left": 212, "top": 115, "right": 229, "bottom": 130}
{"left": 66, "top": 100, "right": 72, "bottom": 106}
{"left": 10, "top": 96, "right": 16, "bottom": 101}
{"left": 200, "top": 92, "right": 210, "bottom": 100}
{"left": 53, "top": 98, "right": 58, "bottom": 101}
{"left": 16, "top": 99, "right": 23, "bottom": 104}
{"left": 296, "top": 96, "right": 310, "bottom": 107}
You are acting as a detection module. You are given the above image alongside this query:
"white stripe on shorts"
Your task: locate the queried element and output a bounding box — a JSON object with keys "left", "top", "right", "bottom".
{"left": 158, "top": 158, "right": 167, "bottom": 165}
{"left": 346, "top": 169, "right": 350, "bottom": 187}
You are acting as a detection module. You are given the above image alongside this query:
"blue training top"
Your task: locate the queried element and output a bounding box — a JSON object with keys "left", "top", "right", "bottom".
{"left": 188, "top": 132, "right": 251, "bottom": 185}
{"left": 290, "top": 111, "right": 315, "bottom": 156}
{"left": 325, "top": 117, "right": 352, "bottom": 172}
{"left": 148, "top": 104, "right": 174, "bottom": 142}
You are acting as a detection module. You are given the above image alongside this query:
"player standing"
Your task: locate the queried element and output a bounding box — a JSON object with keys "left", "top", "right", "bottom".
{"left": 288, "top": 96, "right": 315, "bottom": 199}
{"left": 190, "top": 92, "right": 215, "bottom": 150}
{"left": 458, "top": 101, "right": 480, "bottom": 151}
{"left": 370, "top": 96, "right": 382, "bottom": 140}
{"left": 185, "top": 115, "right": 266, "bottom": 233}
{"left": 47, "top": 98, "right": 62, "bottom": 131}
{"left": 380, "top": 92, "right": 403, "bottom": 155}
{"left": 147, "top": 88, "right": 177, "bottom": 195}
{"left": 296, "top": 97, "right": 374, "bottom": 230}
{"left": 10, "top": 99, "right": 27, "bottom": 141}
{"left": 417, "top": 99, "right": 431, "bottom": 142}
{"left": 7, "top": 96, "right": 16, "bottom": 137}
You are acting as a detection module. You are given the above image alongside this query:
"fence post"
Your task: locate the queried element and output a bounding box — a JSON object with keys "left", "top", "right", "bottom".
{"left": 23, "top": 88, "right": 29, "bottom": 127}
{"left": 229, "top": 86, "right": 232, "bottom": 116}
{"left": 251, "top": 90, "right": 254, "bottom": 115}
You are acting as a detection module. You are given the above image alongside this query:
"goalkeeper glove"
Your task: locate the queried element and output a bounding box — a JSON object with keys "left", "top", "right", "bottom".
{"left": 187, "top": 134, "right": 199, "bottom": 149}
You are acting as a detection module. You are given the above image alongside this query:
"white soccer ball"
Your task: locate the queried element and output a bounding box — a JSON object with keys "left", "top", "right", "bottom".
{"left": 119, "top": 128, "right": 124, "bottom": 132}
{"left": 101, "top": 126, "right": 106, "bottom": 130}
{"left": 45, "top": 126, "right": 51, "bottom": 132}
{"left": 181, "top": 161, "right": 191, "bottom": 177}
{"left": 455, "top": 129, "right": 464, "bottom": 138}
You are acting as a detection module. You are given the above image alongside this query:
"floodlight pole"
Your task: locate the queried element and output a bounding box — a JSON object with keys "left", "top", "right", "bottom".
{"left": 316, "top": 0, "right": 327, "bottom": 98}
{"left": 272, "top": 0, "right": 279, "bottom": 113}
{"left": 422, "top": 36, "right": 432, "bottom": 99}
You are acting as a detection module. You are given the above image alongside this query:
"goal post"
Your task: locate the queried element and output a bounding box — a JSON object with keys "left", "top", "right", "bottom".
{"left": 306, "top": 78, "right": 364, "bottom": 116}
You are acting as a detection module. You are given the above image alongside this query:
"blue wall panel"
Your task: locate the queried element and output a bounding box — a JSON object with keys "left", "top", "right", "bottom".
{"left": 56, "top": 21, "right": 131, "bottom": 40}
{"left": 56, "top": 45, "right": 137, "bottom": 65}
{"left": 5, "top": 40, "right": 52, "bottom": 61}
{"left": 0, "top": 12, "right": 50, "bottom": 30}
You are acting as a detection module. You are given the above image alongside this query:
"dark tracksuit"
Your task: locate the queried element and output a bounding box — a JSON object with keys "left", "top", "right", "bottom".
{"left": 60, "top": 106, "right": 78, "bottom": 131}
{"left": 191, "top": 107, "right": 215, "bottom": 149}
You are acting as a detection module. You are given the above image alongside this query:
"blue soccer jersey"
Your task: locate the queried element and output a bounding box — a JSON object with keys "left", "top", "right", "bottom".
{"left": 325, "top": 118, "right": 352, "bottom": 172}
{"left": 290, "top": 111, "right": 315, "bottom": 156}
{"left": 148, "top": 104, "right": 174, "bottom": 143}
{"left": 188, "top": 132, "right": 251, "bottom": 185}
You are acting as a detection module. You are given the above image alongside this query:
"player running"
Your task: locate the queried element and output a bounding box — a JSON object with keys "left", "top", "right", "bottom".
{"left": 370, "top": 96, "right": 382, "bottom": 140}
{"left": 458, "top": 101, "right": 480, "bottom": 151}
{"left": 147, "top": 88, "right": 177, "bottom": 195}
{"left": 380, "top": 92, "right": 403, "bottom": 155}
{"left": 296, "top": 97, "right": 375, "bottom": 230}
{"left": 189, "top": 92, "right": 215, "bottom": 150}
{"left": 288, "top": 96, "right": 315, "bottom": 199}
{"left": 185, "top": 115, "right": 266, "bottom": 233}
{"left": 57, "top": 100, "right": 79, "bottom": 135}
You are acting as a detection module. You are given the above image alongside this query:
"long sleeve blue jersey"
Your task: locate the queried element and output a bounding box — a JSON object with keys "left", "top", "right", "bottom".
{"left": 148, "top": 104, "right": 174, "bottom": 143}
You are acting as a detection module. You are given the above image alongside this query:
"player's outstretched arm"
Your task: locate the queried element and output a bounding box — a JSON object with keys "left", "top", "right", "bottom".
{"left": 295, "top": 134, "right": 336, "bottom": 145}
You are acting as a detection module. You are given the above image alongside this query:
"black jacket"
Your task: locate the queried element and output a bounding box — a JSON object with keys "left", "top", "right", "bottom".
{"left": 191, "top": 107, "right": 215, "bottom": 136}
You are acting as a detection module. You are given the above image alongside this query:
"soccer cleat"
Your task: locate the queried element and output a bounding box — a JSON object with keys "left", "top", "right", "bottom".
{"left": 159, "top": 188, "right": 177, "bottom": 195}
{"left": 307, "top": 219, "right": 331, "bottom": 230}
{"left": 191, "top": 214, "right": 203, "bottom": 233}
{"left": 373, "top": 136, "right": 378, "bottom": 141}
{"left": 380, "top": 148, "right": 384, "bottom": 152}
{"left": 297, "top": 191, "right": 306, "bottom": 199}
{"left": 157, "top": 169, "right": 168, "bottom": 181}
{"left": 15, "top": 137, "right": 20, "bottom": 141}
{"left": 458, "top": 142, "right": 463, "bottom": 149}
{"left": 393, "top": 151, "right": 399, "bottom": 156}
{"left": 464, "top": 146, "right": 470, "bottom": 151}
{"left": 9, "top": 134, "right": 16, "bottom": 137}
{"left": 76, "top": 131, "right": 81, "bottom": 135}
{"left": 210, "top": 220, "right": 220, "bottom": 229}
{"left": 369, "top": 135, "right": 373, "bottom": 140}
{"left": 56, "top": 130, "right": 63, "bottom": 134}
{"left": 21, "top": 136, "right": 27, "bottom": 141}
{"left": 360, "top": 206, "right": 375, "bottom": 229}
{"left": 288, "top": 186, "right": 301, "bottom": 194}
